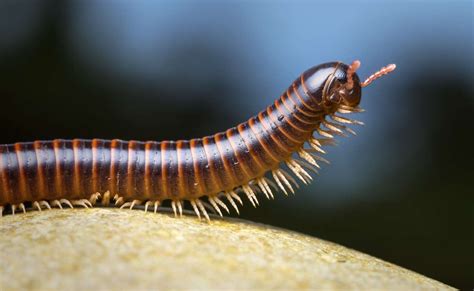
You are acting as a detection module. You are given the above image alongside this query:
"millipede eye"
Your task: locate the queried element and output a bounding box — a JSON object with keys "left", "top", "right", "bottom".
{"left": 338, "top": 88, "right": 348, "bottom": 96}
{"left": 328, "top": 93, "right": 341, "bottom": 103}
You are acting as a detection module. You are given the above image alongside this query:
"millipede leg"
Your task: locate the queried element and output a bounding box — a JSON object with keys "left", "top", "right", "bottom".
{"left": 32, "top": 200, "right": 51, "bottom": 211}
{"left": 324, "top": 120, "right": 357, "bottom": 136}
{"left": 72, "top": 199, "right": 92, "bottom": 208}
{"left": 224, "top": 192, "right": 240, "bottom": 214}
{"left": 274, "top": 169, "right": 296, "bottom": 194}
{"left": 120, "top": 200, "right": 131, "bottom": 209}
{"left": 263, "top": 177, "right": 278, "bottom": 193}
{"left": 229, "top": 190, "right": 243, "bottom": 205}
{"left": 60, "top": 199, "right": 73, "bottom": 208}
{"left": 256, "top": 179, "right": 270, "bottom": 199}
{"left": 50, "top": 200, "right": 63, "bottom": 209}
{"left": 339, "top": 104, "right": 365, "bottom": 113}
{"left": 287, "top": 159, "right": 312, "bottom": 183}
{"left": 18, "top": 203, "right": 26, "bottom": 214}
{"left": 177, "top": 200, "right": 183, "bottom": 217}
{"left": 171, "top": 200, "right": 178, "bottom": 217}
{"left": 89, "top": 192, "right": 101, "bottom": 205}
{"left": 260, "top": 177, "right": 274, "bottom": 199}
{"left": 208, "top": 197, "right": 223, "bottom": 217}
{"left": 323, "top": 121, "right": 344, "bottom": 135}
{"left": 316, "top": 137, "right": 337, "bottom": 147}
{"left": 272, "top": 170, "right": 288, "bottom": 195}
{"left": 306, "top": 152, "right": 330, "bottom": 164}
{"left": 317, "top": 128, "right": 334, "bottom": 138}
{"left": 200, "top": 201, "right": 217, "bottom": 215}
{"left": 120, "top": 199, "right": 142, "bottom": 210}
{"left": 40, "top": 200, "right": 51, "bottom": 210}
{"left": 279, "top": 169, "right": 299, "bottom": 190}
{"left": 10, "top": 203, "right": 26, "bottom": 215}
{"left": 190, "top": 200, "right": 201, "bottom": 220}
{"left": 102, "top": 191, "right": 111, "bottom": 206}
{"left": 298, "top": 149, "right": 320, "bottom": 168}
{"left": 296, "top": 159, "right": 319, "bottom": 174}
{"left": 330, "top": 114, "right": 364, "bottom": 125}
{"left": 195, "top": 199, "right": 210, "bottom": 222}
{"left": 209, "top": 196, "right": 230, "bottom": 217}
{"left": 114, "top": 196, "right": 124, "bottom": 207}
{"left": 33, "top": 201, "right": 41, "bottom": 211}
{"left": 211, "top": 196, "right": 229, "bottom": 214}
{"left": 145, "top": 200, "right": 161, "bottom": 213}
{"left": 242, "top": 185, "right": 258, "bottom": 207}
{"left": 309, "top": 138, "right": 326, "bottom": 154}
{"left": 144, "top": 201, "right": 152, "bottom": 213}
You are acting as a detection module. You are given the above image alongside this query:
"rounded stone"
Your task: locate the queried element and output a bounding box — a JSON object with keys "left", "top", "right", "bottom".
{"left": 0, "top": 208, "right": 452, "bottom": 290}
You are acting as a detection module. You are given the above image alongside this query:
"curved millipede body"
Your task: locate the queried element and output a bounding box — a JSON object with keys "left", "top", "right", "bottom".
{"left": 0, "top": 60, "right": 396, "bottom": 220}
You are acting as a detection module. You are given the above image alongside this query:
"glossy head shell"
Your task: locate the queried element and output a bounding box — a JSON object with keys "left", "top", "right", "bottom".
{"left": 302, "top": 62, "right": 362, "bottom": 107}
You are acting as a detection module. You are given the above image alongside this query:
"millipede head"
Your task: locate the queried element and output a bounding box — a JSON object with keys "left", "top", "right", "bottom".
{"left": 324, "top": 61, "right": 363, "bottom": 107}
{"left": 322, "top": 60, "right": 397, "bottom": 107}
{"left": 302, "top": 61, "right": 362, "bottom": 107}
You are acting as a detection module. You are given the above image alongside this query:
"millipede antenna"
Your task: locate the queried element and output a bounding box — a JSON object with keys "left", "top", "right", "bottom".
{"left": 345, "top": 60, "right": 361, "bottom": 90}
{"left": 361, "top": 63, "right": 396, "bottom": 87}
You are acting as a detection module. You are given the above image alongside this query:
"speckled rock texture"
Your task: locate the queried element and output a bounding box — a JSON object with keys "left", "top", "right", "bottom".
{"left": 0, "top": 208, "right": 452, "bottom": 290}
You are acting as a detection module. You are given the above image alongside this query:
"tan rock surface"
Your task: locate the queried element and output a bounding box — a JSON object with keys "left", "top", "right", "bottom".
{"left": 0, "top": 208, "right": 452, "bottom": 290}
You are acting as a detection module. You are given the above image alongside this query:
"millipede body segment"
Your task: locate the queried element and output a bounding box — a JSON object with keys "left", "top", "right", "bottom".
{"left": 0, "top": 61, "right": 396, "bottom": 220}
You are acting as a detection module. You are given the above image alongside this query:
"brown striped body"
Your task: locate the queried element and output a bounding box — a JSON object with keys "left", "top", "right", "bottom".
{"left": 0, "top": 61, "right": 364, "bottom": 208}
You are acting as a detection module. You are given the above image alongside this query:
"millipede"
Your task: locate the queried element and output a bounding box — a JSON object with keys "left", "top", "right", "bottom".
{"left": 0, "top": 60, "right": 396, "bottom": 220}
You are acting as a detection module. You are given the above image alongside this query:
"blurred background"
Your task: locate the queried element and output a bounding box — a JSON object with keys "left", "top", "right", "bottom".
{"left": 0, "top": 0, "right": 472, "bottom": 288}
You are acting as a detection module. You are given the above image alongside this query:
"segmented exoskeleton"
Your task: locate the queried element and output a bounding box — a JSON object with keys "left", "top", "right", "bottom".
{"left": 0, "top": 60, "right": 395, "bottom": 220}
